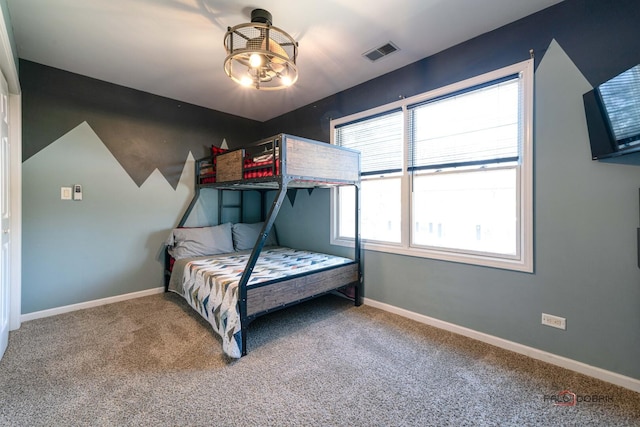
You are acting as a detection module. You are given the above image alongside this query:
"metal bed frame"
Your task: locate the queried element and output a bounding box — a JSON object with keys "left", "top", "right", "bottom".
{"left": 165, "top": 133, "right": 362, "bottom": 356}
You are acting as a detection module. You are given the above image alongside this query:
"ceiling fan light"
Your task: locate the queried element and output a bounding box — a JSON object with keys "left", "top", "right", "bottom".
{"left": 249, "top": 53, "right": 262, "bottom": 68}
{"left": 281, "top": 75, "right": 292, "bottom": 86}
{"left": 223, "top": 9, "right": 298, "bottom": 90}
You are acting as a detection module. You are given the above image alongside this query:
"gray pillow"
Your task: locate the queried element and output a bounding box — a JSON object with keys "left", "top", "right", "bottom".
{"left": 232, "top": 222, "right": 278, "bottom": 251}
{"left": 167, "top": 223, "right": 234, "bottom": 259}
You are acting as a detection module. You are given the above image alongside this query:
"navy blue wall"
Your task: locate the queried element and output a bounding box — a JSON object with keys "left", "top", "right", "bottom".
{"left": 22, "top": 60, "right": 262, "bottom": 188}
{"left": 263, "top": 0, "right": 640, "bottom": 144}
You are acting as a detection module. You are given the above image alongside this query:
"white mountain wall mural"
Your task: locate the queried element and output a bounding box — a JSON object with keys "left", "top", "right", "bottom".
{"left": 22, "top": 121, "right": 213, "bottom": 313}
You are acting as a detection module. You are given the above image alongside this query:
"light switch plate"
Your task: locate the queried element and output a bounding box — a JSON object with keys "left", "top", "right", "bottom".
{"left": 61, "top": 187, "right": 72, "bottom": 200}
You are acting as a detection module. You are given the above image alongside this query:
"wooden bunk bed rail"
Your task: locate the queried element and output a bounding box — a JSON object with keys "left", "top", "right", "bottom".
{"left": 283, "top": 135, "right": 359, "bottom": 182}
{"left": 213, "top": 133, "right": 360, "bottom": 187}
{"left": 246, "top": 262, "right": 359, "bottom": 318}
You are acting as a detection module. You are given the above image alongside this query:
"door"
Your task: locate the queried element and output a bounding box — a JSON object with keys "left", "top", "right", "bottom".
{"left": 0, "top": 70, "right": 10, "bottom": 360}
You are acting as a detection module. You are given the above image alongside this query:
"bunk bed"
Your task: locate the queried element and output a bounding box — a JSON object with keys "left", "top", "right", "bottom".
{"left": 165, "top": 133, "right": 362, "bottom": 358}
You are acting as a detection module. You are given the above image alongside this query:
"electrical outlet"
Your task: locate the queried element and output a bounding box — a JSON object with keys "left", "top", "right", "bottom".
{"left": 542, "top": 313, "right": 566, "bottom": 330}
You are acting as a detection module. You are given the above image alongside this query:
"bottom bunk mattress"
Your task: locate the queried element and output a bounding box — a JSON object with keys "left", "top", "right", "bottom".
{"left": 168, "top": 246, "right": 356, "bottom": 358}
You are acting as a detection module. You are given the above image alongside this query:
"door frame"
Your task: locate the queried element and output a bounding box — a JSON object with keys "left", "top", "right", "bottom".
{"left": 0, "top": 6, "right": 22, "bottom": 331}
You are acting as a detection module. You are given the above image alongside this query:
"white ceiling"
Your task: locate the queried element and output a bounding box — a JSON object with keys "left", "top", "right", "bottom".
{"left": 7, "top": 0, "right": 564, "bottom": 122}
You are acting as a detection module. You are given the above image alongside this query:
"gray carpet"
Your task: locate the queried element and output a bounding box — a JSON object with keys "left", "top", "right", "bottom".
{"left": 1, "top": 293, "right": 639, "bottom": 426}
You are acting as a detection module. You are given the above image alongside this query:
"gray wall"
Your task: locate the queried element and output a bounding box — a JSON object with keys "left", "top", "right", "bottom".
{"left": 23, "top": 122, "right": 196, "bottom": 311}
{"left": 271, "top": 1, "right": 640, "bottom": 381}
{"left": 21, "top": 63, "right": 262, "bottom": 314}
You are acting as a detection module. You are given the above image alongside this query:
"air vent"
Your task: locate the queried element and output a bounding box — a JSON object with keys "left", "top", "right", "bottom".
{"left": 363, "top": 42, "right": 399, "bottom": 62}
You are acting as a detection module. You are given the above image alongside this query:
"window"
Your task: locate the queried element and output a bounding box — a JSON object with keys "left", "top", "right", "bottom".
{"left": 335, "top": 111, "right": 403, "bottom": 243}
{"left": 331, "top": 60, "right": 533, "bottom": 272}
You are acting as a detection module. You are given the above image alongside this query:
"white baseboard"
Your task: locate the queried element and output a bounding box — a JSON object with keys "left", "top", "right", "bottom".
{"left": 21, "top": 287, "right": 165, "bottom": 323}
{"left": 364, "top": 297, "right": 640, "bottom": 394}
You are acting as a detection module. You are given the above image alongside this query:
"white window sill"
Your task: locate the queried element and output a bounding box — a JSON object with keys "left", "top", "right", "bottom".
{"left": 332, "top": 237, "right": 533, "bottom": 273}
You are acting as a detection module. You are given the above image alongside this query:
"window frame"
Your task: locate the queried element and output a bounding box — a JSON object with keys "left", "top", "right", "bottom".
{"left": 330, "top": 59, "right": 534, "bottom": 273}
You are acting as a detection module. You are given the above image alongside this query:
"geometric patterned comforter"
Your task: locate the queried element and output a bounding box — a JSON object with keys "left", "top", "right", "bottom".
{"left": 168, "top": 247, "right": 353, "bottom": 358}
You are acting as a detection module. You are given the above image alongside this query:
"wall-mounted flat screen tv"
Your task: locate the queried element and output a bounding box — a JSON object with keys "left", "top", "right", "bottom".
{"left": 584, "top": 64, "right": 640, "bottom": 161}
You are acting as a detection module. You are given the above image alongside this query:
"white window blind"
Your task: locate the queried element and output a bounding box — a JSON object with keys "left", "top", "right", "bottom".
{"left": 408, "top": 77, "right": 520, "bottom": 171}
{"left": 335, "top": 110, "right": 403, "bottom": 176}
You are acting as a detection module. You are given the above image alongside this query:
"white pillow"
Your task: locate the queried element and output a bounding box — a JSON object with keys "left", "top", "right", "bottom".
{"left": 167, "top": 223, "right": 234, "bottom": 259}
{"left": 232, "top": 222, "right": 278, "bottom": 251}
